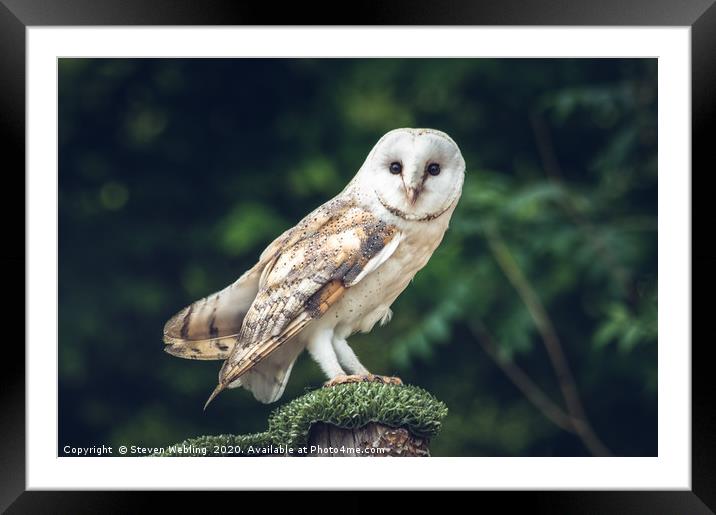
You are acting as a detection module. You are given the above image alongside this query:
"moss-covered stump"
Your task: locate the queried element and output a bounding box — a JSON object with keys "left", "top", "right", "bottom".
{"left": 155, "top": 382, "right": 447, "bottom": 457}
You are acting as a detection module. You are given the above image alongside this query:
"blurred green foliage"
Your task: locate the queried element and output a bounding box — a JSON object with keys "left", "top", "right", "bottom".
{"left": 59, "top": 58, "right": 657, "bottom": 456}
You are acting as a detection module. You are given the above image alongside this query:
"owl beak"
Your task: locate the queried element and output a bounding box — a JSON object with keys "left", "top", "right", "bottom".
{"left": 405, "top": 186, "right": 420, "bottom": 205}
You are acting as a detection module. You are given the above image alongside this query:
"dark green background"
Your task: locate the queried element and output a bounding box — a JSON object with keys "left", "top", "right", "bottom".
{"left": 59, "top": 58, "right": 657, "bottom": 456}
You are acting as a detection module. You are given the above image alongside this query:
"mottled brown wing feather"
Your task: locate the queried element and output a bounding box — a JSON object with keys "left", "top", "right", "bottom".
{"left": 162, "top": 259, "right": 270, "bottom": 360}
{"left": 162, "top": 199, "right": 346, "bottom": 361}
{"left": 215, "top": 201, "right": 399, "bottom": 390}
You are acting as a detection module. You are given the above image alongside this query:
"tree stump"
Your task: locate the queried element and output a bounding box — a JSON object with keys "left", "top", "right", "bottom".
{"left": 307, "top": 421, "right": 431, "bottom": 457}
{"left": 155, "top": 379, "right": 447, "bottom": 457}
{"left": 308, "top": 374, "right": 431, "bottom": 457}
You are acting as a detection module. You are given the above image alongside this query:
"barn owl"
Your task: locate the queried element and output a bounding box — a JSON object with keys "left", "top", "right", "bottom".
{"left": 163, "top": 128, "right": 465, "bottom": 408}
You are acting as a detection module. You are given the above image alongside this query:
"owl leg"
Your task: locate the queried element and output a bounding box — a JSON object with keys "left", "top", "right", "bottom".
{"left": 332, "top": 337, "right": 370, "bottom": 375}
{"left": 306, "top": 329, "right": 346, "bottom": 379}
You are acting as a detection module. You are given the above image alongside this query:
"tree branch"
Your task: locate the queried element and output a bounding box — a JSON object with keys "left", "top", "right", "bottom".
{"left": 486, "top": 226, "right": 612, "bottom": 457}
{"left": 469, "top": 319, "right": 577, "bottom": 433}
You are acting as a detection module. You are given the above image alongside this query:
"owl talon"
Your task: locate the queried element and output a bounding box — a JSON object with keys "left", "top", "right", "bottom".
{"left": 323, "top": 374, "right": 403, "bottom": 388}
{"left": 369, "top": 374, "right": 403, "bottom": 386}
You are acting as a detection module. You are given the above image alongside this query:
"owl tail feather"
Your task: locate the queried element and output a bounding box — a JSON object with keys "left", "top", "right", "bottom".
{"left": 203, "top": 383, "right": 226, "bottom": 411}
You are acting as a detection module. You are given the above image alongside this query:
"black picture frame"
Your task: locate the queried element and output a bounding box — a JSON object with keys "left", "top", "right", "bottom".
{"left": 1, "top": 1, "right": 711, "bottom": 512}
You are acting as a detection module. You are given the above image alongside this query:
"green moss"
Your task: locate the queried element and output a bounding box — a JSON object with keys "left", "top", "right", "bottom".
{"left": 155, "top": 382, "right": 448, "bottom": 456}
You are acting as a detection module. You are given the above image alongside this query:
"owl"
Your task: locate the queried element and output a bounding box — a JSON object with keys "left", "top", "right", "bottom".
{"left": 163, "top": 128, "right": 466, "bottom": 408}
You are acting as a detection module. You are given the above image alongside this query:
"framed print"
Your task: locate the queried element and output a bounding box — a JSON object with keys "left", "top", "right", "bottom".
{"left": 2, "top": 0, "right": 712, "bottom": 511}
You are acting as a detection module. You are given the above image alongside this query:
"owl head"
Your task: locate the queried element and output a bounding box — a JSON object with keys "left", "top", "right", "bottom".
{"left": 353, "top": 128, "right": 466, "bottom": 221}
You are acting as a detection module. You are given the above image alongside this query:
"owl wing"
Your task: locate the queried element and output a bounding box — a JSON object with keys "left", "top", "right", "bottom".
{"left": 205, "top": 200, "right": 402, "bottom": 407}
{"left": 162, "top": 199, "right": 343, "bottom": 360}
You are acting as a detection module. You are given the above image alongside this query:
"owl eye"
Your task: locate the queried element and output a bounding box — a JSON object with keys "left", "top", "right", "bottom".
{"left": 427, "top": 163, "right": 441, "bottom": 176}
{"left": 389, "top": 162, "right": 402, "bottom": 175}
